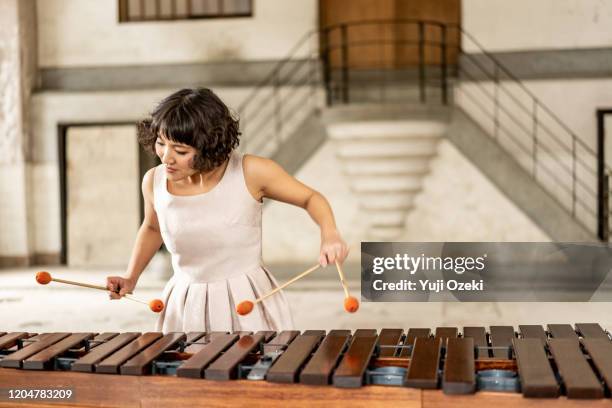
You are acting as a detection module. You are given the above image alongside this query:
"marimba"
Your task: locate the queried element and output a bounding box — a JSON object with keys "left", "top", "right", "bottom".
{"left": 0, "top": 324, "right": 610, "bottom": 407}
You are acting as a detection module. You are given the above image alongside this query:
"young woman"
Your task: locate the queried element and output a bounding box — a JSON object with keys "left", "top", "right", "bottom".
{"left": 106, "top": 88, "right": 349, "bottom": 332}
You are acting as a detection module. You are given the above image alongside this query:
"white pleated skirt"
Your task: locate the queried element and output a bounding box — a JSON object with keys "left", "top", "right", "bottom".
{"left": 155, "top": 266, "right": 294, "bottom": 333}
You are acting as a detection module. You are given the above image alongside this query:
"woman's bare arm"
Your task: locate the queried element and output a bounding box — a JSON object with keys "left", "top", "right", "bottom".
{"left": 243, "top": 155, "right": 349, "bottom": 265}
{"left": 107, "top": 168, "right": 163, "bottom": 298}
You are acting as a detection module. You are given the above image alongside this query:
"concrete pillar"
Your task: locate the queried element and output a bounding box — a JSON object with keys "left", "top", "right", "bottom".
{"left": 0, "top": 0, "right": 39, "bottom": 266}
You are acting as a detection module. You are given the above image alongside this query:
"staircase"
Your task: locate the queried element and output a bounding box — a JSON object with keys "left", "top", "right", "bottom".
{"left": 236, "top": 20, "right": 609, "bottom": 242}
{"left": 329, "top": 120, "right": 445, "bottom": 239}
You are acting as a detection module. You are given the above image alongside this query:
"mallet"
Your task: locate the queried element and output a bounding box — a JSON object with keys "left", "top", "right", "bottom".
{"left": 236, "top": 264, "right": 320, "bottom": 316}
{"left": 35, "top": 271, "right": 164, "bottom": 313}
{"left": 335, "top": 260, "right": 359, "bottom": 313}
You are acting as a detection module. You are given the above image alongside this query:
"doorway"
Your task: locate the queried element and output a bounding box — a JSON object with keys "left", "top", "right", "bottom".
{"left": 319, "top": 0, "right": 461, "bottom": 69}
{"left": 58, "top": 123, "right": 159, "bottom": 266}
{"left": 597, "top": 109, "right": 612, "bottom": 240}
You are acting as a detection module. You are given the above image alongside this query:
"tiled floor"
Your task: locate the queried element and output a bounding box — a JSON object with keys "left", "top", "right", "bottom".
{"left": 1, "top": 267, "right": 611, "bottom": 333}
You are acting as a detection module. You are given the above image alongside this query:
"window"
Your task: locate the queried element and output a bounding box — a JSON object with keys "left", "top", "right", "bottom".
{"left": 118, "top": 0, "right": 253, "bottom": 22}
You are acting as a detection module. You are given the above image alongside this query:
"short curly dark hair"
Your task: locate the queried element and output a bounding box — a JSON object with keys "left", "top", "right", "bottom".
{"left": 138, "top": 88, "right": 240, "bottom": 172}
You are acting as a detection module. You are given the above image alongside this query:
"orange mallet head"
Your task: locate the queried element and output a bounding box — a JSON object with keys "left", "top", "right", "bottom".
{"left": 36, "top": 271, "right": 52, "bottom": 285}
{"left": 149, "top": 299, "right": 164, "bottom": 313}
{"left": 344, "top": 296, "right": 359, "bottom": 313}
{"left": 236, "top": 300, "right": 254, "bottom": 316}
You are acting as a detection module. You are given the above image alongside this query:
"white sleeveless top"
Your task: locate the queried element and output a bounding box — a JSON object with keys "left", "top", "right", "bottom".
{"left": 153, "top": 151, "right": 294, "bottom": 333}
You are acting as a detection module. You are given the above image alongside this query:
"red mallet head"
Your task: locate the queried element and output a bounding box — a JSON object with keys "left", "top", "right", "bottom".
{"left": 36, "top": 271, "right": 52, "bottom": 285}
{"left": 344, "top": 296, "right": 359, "bottom": 313}
{"left": 149, "top": 299, "right": 164, "bottom": 313}
{"left": 236, "top": 300, "right": 254, "bottom": 316}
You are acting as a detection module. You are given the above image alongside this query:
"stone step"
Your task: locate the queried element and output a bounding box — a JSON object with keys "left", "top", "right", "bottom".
{"left": 362, "top": 209, "right": 410, "bottom": 226}
{"left": 328, "top": 121, "right": 447, "bottom": 140}
{"left": 335, "top": 84, "right": 449, "bottom": 104}
{"left": 369, "top": 225, "right": 407, "bottom": 239}
{"left": 342, "top": 159, "right": 432, "bottom": 176}
{"left": 336, "top": 138, "right": 439, "bottom": 158}
{"left": 358, "top": 195, "right": 416, "bottom": 211}
{"left": 369, "top": 227, "right": 404, "bottom": 241}
{"left": 351, "top": 175, "right": 424, "bottom": 193}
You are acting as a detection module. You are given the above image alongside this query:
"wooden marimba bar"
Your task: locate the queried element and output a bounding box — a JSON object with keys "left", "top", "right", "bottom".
{"left": 0, "top": 324, "right": 611, "bottom": 407}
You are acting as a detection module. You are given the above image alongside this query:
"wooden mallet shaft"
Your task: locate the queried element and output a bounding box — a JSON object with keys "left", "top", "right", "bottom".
{"left": 43, "top": 275, "right": 151, "bottom": 307}
{"left": 334, "top": 260, "right": 360, "bottom": 313}
{"left": 334, "top": 260, "right": 350, "bottom": 298}
{"left": 255, "top": 264, "right": 320, "bottom": 305}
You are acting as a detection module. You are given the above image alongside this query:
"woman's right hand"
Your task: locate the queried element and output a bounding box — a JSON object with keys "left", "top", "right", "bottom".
{"left": 106, "top": 276, "right": 136, "bottom": 300}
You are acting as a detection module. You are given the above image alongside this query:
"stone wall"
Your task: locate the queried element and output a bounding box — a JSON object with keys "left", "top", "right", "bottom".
{"left": 0, "top": 0, "right": 38, "bottom": 266}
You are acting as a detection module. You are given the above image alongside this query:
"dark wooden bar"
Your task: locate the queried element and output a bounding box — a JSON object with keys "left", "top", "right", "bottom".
{"left": 184, "top": 332, "right": 206, "bottom": 344}
{"left": 404, "top": 337, "right": 442, "bottom": 389}
{"left": 22, "top": 332, "right": 94, "bottom": 370}
{"left": 92, "top": 332, "right": 120, "bottom": 342}
{"left": 575, "top": 323, "right": 609, "bottom": 340}
{"left": 513, "top": 338, "right": 559, "bottom": 398}
{"left": 377, "top": 328, "right": 403, "bottom": 357}
{"left": 121, "top": 332, "right": 186, "bottom": 375}
{"left": 442, "top": 337, "right": 475, "bottom": 395}
{"left": 300, "top": 330, "right": 351, "bottom": 385}
{"left": 489, "top": 326, "right": 515, "bottom": 359}
{"left": 519, "top": 325, "right": 548, "bottom": 345}
{"left": 435, "top": 327, "right": 458, "bottom": 339}
{"left": 333, "top": 331, "right": 378, "bottom": 388}
{"left": 463, "top": 327, "right": 488, "bottom": 358}
{"left": 256, "top": 331, "right": 277, "bottom": 343}
{"left": 264, "top": 330, "right": 300, "bottom": 352}
{"left": 184, "top": 331, "right": 229, "bottom": 353}
{"left": 582, "top": 338, "right": 612, "bottom": 393}
{"left": 204, "top": 333, "right": 265, "bottom": 380}
{"left": 177, "top": 333, "right": 239, "bottom": 378}
{"left": 399, "top": 328, "right": 430, "bottom": 357}
{"left": 0, "top": 332, "right": 31, "bottom": 350}
{"left": 266, "top": 330, "right": 325, "bottom": 383}
{"left": 96, "top": 332, "right": 163, "bottom": 374}
{"left": 0, "top": 333, "right": 70, "bottom": 368}
{"left": 547, "top": 324, "right": 578, "bottom": 340}
{"left": 72, "top": 333, "right": 141, "bottom": 372}
{"left": 548, "top": 339, "right": 603, "bottom": 399}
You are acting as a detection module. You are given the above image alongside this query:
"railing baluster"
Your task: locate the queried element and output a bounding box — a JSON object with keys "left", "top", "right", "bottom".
{"left": 597, "top": 110, "right": 608, "bottom": 241}
{"left": 532, "top": 100, "right": 538, "bottom": 179}
{"left": 323, "top": 28, "right": 332, "bottom": 106}
{"left": 572, "top": 136, "right": 577, "bottom": 216}
{"left": 493, "top": 65, "right": 499, "bottom": 140}
{"left": 274, "top": 72, "right": 281, "bottom": 148}
{"left": 171, "top": 0, "right": 176, "bottom": 19}
{"left": 441, "top": 24, "right": 448, "bottom": 105}
{"left": 340, "top": 24, "right": 349, "bottom": 104}
{"left": 604, "top": 172, "right": 610, "bottom": 241}
{"left": 418, "top": 22, "right": 425, "bottom": 103}
{"left": 308, "top": 32, "right": 316, "bottom": 112}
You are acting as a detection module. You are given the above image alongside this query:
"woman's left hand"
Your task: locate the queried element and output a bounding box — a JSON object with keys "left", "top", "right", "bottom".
{"left": 319, "top": 230, "right": 349, "bottom": 267}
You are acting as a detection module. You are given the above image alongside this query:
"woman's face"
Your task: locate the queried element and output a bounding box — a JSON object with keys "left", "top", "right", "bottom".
{"left": 155, "top": 133, "right": 198, "bottom": 180}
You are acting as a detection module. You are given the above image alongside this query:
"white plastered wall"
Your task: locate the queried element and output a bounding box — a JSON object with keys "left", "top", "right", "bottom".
{"left": 462, "top": 0, "right": 612, "bottom": 52}
{"left": 36, "top": 0, "right": 318, "bottom": 67}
